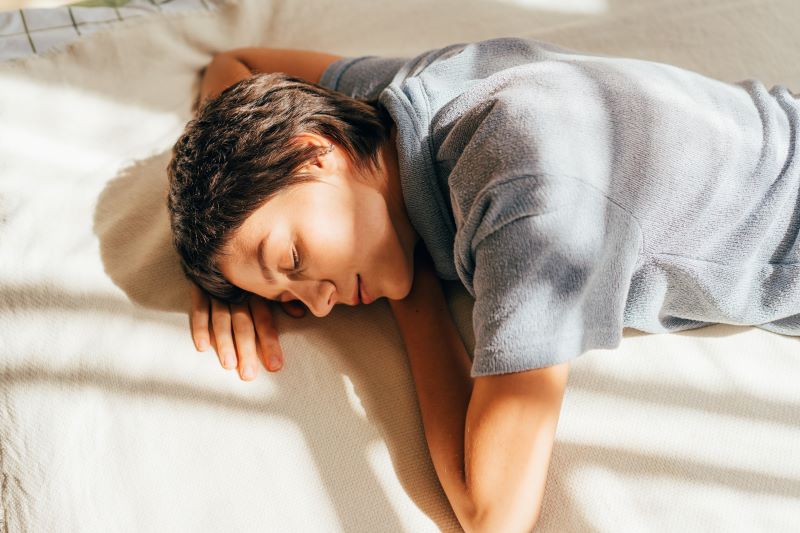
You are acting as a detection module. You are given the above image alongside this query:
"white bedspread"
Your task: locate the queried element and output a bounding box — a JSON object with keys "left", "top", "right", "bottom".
{"left": 1, "top": 0, "right": 799, "bottom": 531}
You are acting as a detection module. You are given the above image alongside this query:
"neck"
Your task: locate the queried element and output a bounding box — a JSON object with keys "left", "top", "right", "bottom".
{"left": 382, "top": 123, "right": 420, "bottom": 255}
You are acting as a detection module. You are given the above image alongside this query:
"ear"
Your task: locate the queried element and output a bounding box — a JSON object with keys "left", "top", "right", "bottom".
{"left": 289, "top": 133, "right": 337, "bottom": 171}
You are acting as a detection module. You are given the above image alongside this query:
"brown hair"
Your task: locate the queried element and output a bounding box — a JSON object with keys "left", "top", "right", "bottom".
{"left": 166, "top": 72, "right": 394, "bottom": 304}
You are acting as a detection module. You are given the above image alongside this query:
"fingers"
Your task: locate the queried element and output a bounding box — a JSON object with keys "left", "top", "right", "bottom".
{"left": 210, "top": 297, "right": 238, "bottom": 371}
{"left": 250, "top": 297, "right": 284, "bottom": 372}
{"left": 230, "top": 301, "right": 261, "bottom": 381}
{"left": 189, "top": 282, "right": 211, "bottom": 352}
{"left": 208, "top": 324, "right": 218, "bottom": 361}
{"left": 196, "top": 287, "right": 286, "bottom": 381}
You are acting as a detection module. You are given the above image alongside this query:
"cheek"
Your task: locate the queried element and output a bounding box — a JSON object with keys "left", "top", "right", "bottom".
{"left": 305, "top": 213, "right": 358, "bottom": 266}
{"left": 357, "top": 205, "right": 393, "bottom": 256}
{"left": 366, "top": 210, "right": 412, "bottom": 292}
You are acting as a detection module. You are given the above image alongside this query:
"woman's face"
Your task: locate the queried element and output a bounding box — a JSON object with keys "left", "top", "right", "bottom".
{"left": 217, "top": 128, "right": 419, "bottom": 318}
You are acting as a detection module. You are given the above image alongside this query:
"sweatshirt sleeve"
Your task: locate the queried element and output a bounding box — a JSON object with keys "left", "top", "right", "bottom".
{"left": 468, "top": 192, "right": 643, "bottom": 377}
{"left": 317, "top": 55, "right": 411, "bottom": 101}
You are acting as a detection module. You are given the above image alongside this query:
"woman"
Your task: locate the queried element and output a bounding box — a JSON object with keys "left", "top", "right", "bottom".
{"left": 166, "top": 37, "right": 800, "bottom": 531}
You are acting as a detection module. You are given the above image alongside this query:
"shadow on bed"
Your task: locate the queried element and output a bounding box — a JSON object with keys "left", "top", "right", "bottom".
{"left": 89, "top": 149, "right": 470, "bottom": 530}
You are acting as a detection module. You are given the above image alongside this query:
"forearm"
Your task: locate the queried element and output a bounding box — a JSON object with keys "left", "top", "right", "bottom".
{"left": 389, "top": 264, "right": 476, "bottom": 530}
{"left": 196, "top": 54, "right": 253, "bottom": 111}
{"left": 194, "top": 47, "right": 342, "bottom": 113}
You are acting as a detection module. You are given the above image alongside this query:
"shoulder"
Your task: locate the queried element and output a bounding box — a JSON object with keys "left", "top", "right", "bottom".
{"left": 453, "top": 174, "right": 586, "bottom": 251}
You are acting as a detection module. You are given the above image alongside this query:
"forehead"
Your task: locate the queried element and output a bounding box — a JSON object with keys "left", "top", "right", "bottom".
{"left": 222, "top": 178, "right": 333, "bottom": 265}
{"left": 232, "top": 195, "right": 284, "bottom": 251}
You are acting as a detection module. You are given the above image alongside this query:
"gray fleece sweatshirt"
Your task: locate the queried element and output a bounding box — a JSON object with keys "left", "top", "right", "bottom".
{"left": 318, "top": 36, "right": 800, "bottom": 377}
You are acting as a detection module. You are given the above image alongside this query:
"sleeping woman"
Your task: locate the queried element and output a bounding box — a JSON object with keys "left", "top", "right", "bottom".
{"left": 165, "top": 37, "right": 800, "bottom": 532}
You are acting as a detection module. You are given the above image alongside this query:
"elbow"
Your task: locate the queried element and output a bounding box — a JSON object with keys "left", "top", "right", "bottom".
{"left": 211, "top": 50, "right": 233, "bottom": 59}
{"left": 209, "top": 51, "right": 234, "bottom": 66}
{"left": 466, "top": 503, "right": 542, "bottom": 533}
{"left": 208, "top": 51, "right": 243, "bottom": 68}
{"left": 202, "top": 53, "right": 228, "bottom": 77}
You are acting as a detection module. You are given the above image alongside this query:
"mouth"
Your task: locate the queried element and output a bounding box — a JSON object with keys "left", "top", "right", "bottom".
{"left": 359, "top": 275, "right": 371, "bottom": 305}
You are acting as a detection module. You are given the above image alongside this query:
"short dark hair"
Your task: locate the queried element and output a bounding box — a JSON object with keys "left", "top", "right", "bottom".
{"left": 166, "top": 72, "right": 394, "bottom": 305}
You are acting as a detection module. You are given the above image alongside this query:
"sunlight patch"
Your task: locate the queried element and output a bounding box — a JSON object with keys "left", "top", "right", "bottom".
{"left": 493, "top": 0, "right": 608, "bottom": 14}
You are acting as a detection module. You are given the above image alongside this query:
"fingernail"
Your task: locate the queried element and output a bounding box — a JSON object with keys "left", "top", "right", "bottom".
{"left": 242, "top": 366, "right": 254, "bottom": 380}
{"left": 224, "top": 353, "right": 236, "bottom": 369}
{"left": 198, "top": 339, "right": 208, "bottom": 351}
{"left": 270, "top": 354, "right": 282, "bottom": 370}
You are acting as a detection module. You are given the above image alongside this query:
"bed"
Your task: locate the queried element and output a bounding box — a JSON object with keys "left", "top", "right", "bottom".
{"left": 1, "top": 0, "right": 799, "bottom": 531}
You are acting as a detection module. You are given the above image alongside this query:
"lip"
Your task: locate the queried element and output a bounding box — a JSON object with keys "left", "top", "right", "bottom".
{"left": 353, "top": 274, "right": 361, "bottom": 305}
{"left": 359, "top": 275, "right": 372, "bottom": 305}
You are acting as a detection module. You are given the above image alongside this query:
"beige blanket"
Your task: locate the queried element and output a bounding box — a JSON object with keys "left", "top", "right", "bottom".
{"left": 1, "top": 0, "right": 799, "bottom": 531}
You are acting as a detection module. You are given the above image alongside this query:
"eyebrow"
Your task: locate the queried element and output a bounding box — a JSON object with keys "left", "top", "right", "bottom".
{"left": 257, "top": 233, "right": 277, "bottom": 283}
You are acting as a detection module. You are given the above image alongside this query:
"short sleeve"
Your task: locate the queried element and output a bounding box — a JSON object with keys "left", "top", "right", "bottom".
{"left": 317, "top": 55, "right": 411, "bottom": 101}
{"left": 469, "top": 194, "right": 643, "bottom": 377}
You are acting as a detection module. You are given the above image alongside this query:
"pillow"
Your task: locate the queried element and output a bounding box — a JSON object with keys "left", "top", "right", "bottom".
{"left": 0, "top": 0, "right": 221, "bottom": 61}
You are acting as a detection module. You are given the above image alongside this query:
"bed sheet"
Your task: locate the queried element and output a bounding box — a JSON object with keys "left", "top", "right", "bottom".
{"left": 1, "top": 0, "right": 799, "bottom": 531}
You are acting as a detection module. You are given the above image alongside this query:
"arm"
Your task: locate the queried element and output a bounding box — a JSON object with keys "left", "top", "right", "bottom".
{"left": 389, "top": 244, "right": 569, "bottom": 533}
{"left": 467, "top": 360, "right": 569, "bottom": 532}
{"left": 388, "top": 245, "right": 476, "bottom": 530}
{"left": 195, "top": 47, "right": 344, "bottom": 111}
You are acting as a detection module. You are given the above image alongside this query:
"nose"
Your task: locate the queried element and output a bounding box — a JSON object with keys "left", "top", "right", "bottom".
{"left": 292, "top": 281, "right": 335, "bottom": 318}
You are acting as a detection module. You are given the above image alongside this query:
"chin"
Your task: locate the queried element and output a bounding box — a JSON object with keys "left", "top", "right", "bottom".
{"left": 398, "top": 272, "right": 416, "bottom": 299}
{"left": 383, "top": 272, "right": 414, "bottom": 301}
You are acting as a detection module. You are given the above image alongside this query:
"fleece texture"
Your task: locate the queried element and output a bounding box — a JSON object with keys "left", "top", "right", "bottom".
{"left": 320, "top": 36, "right": 800, "bottom": 377}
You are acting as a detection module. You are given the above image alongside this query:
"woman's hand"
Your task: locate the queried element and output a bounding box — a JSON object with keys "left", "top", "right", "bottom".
{"left": 189, "top": 281, "right": 306, "bottom": 380}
